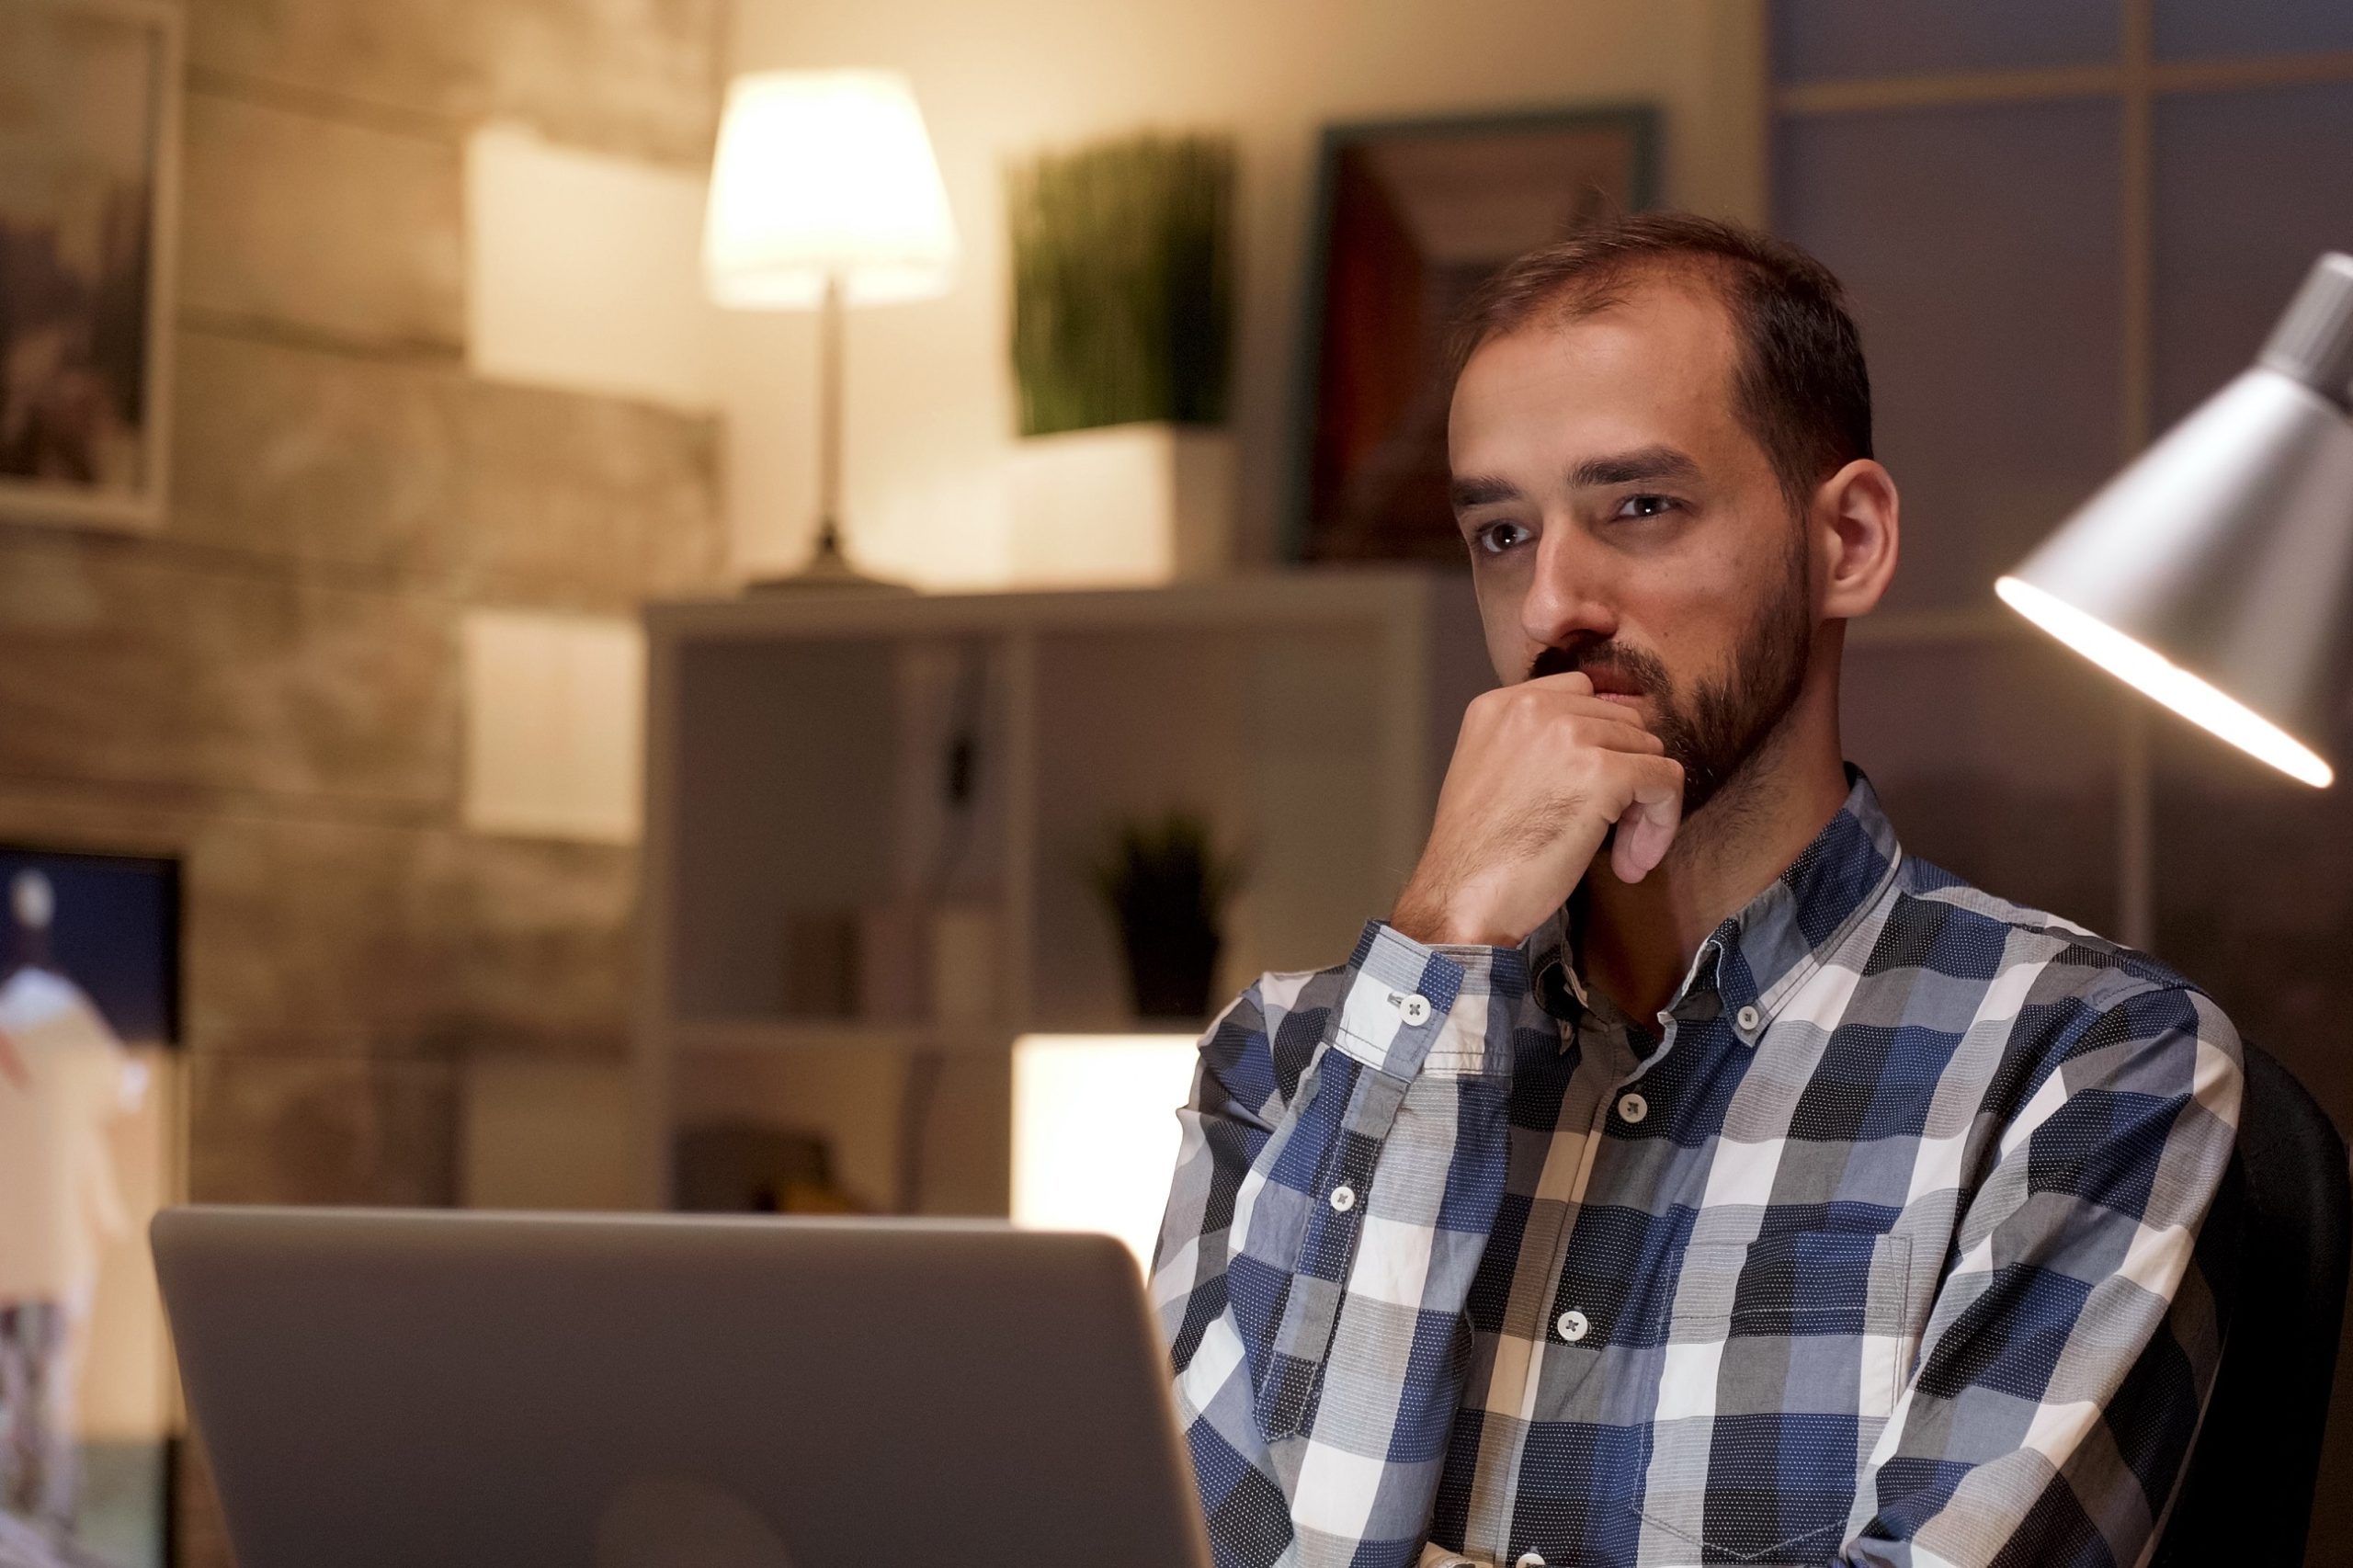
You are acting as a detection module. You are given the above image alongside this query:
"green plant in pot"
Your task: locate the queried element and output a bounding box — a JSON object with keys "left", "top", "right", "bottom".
{"left": 1007, "top": 131, "right": 1235, "bottom": 437}
{"left": 1088, "top": 810, "right": 1245, "bottom": 1023}
{"left": 1003, "top": 131, "right": 1238, "bottom": 585}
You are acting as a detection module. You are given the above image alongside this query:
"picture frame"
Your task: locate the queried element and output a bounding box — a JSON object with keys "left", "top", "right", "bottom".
{"left": 0, "top": 844, "right": 183, "bottom": 1568}
{"left": 0, "top": 0, "right": 184, "bottom": 534}
{"left": 1285, "top": 104, "right": 1659, "bottom": 564}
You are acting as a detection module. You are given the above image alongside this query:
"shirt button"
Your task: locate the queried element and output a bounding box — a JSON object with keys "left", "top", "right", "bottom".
{"left": 1736, "top": 1004, "right": 1761, "bottom": 1032}
{"left": 1397, "top": 993, "right": 1432, "bottom": 1026}
{"left": 1556, "top": 1308, "right": 1588, "bottom": 1343}
{"left": 1329, "top": 1184, "right": 1356, "bottom": 1212}
{"left": 1617, "top": 1091, "right": 1648, "bottom": 1125}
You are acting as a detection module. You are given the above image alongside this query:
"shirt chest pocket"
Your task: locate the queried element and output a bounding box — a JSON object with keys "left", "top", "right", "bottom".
{"left": 1658, "top": 1230, "right": 1914, "bottom": 1423}
{"left": 1636, "top": 1231, "right": 1915, "bottom": 1565}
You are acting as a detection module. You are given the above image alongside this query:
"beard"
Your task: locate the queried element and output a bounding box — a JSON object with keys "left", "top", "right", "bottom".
{"left": 1531, "top": 528, "right": 1813, "bottom": 821}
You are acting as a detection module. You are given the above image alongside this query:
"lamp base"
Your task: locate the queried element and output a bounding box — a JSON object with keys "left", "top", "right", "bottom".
{"left": 744, "top": 519, "right": 916, "bottom": 596}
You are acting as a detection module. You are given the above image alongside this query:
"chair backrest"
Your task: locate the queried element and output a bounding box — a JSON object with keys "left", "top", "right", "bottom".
{"left": 2154, "top": 1040, "right": 2351, "bottom": 1567}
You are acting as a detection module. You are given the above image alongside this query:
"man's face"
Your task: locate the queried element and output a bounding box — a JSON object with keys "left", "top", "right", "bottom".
{"left": 1447, "top": 277, "right": 1818, "bottom": 817}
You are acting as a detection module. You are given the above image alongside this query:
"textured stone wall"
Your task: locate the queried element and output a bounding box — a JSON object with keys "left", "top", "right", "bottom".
{"left": 0, "top": 0, "right": 729, "bottom": 1559}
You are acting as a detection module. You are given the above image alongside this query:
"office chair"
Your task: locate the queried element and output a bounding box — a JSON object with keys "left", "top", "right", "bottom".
{"left": 2153, "top": 1040, "right": 2351, "bottom": 1567}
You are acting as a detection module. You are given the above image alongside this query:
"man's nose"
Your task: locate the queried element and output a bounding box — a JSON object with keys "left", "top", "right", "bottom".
{"left": 1519, "top": 524, "right": 1618, "bottom": 649}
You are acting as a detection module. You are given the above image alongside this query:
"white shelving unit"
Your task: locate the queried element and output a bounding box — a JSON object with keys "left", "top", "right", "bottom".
{"left": 632, "top": 568, "right": 1493, "bottom": 1212}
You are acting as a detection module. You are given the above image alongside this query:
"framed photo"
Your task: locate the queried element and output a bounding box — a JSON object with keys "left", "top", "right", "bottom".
{"left": 1286, "top": 104, "right": 1658, "bottom": 563}
{"left": 0, "top": 846, "right": 182, "bottom": 1568}
{"left": 0, "top": 0, "right": 183, "bottom": 533}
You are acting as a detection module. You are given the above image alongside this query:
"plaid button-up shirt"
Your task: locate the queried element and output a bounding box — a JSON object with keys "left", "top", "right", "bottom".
{"left": 1151, "top": 769, "right": 2241, "bottom": 1568}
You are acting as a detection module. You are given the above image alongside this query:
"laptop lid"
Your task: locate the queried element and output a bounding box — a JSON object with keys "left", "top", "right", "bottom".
{"left": 152, "top": 1207, "right": 1215, "bottom": 1568}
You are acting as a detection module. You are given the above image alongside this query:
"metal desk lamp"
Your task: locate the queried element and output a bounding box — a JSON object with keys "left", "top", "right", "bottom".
{"left": 1998, "top": 253, "right": 2353, "bottom": 788}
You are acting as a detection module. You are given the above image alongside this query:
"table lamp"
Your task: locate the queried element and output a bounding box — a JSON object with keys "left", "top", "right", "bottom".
{"left": 704, "top": 70, "right": 959, "bottom": 591}
{"left": 1997, "top": 253, "right": 2353, "bottom": 788}
{"left": 1010, "top": 1033, "right": 1199, "bottom": 1272}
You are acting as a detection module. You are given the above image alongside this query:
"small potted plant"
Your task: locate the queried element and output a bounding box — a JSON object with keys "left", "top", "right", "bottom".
{"left": 1088, "top": 810, "right": 1246, "bottom": 1023}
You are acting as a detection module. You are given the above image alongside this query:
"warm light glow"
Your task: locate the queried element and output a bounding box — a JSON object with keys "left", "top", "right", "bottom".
{"left": 703, "top": 69, "right": 958, "bottom": 309}
{"left": 460, "top": 609, "right": 645, "bottom": 843}
{"left": 1996, "top": 576, "right": 2334, "bottom": 787}
{"left": 1011, "top": 1034, "right": 1200, "bottom": 1273}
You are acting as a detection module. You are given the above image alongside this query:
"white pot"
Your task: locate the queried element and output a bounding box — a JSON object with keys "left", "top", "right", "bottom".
{"left": 1006, "top": 423, "right": 1234, "bottom": 586}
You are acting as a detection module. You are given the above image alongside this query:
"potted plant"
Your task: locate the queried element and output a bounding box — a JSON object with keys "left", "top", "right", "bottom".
{"left": 1005, "top": 131, "right": 1237, "bottom": 585}
{"left": 1088, "top": 810, "right": 1246, "bottom": 1023}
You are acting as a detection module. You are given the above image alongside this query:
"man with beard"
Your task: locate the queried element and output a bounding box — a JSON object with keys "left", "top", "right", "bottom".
{"left": 1152, "top": 213, "right": 2241, "bottom": 1568}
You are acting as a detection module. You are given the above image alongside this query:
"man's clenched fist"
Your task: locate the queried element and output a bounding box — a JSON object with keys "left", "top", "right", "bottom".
{"left": 1387, "top": 672, "right": 1685, "bottom": 949}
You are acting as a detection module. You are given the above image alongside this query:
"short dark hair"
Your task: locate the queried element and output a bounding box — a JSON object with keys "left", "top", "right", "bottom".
{"left": 1449, "top": 211, "right": 1873, "bottom": 514}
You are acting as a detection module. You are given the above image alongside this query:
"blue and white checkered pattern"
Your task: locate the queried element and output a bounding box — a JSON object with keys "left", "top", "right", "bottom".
{"left": 1151, "top": 770, "right": 2241, "bottom": 1568}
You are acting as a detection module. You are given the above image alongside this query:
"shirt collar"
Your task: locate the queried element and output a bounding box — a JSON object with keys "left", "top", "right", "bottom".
{"left": 1521, "top": 764, "right": 1904, "bottom": 1047}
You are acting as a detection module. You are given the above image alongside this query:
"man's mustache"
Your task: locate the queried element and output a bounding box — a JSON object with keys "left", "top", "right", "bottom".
{"left": 1529, "top": 640, "right": 1673, "bottom": 692}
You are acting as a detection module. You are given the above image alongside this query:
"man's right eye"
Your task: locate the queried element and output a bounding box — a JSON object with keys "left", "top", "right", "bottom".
{"left": 1473, "top": 520, "right": 1531, "bottom": 556}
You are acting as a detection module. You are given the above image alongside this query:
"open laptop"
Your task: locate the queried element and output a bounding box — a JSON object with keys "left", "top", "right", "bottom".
{"left": 152, "top": 1207, "right": 1217, "bottom": 1568}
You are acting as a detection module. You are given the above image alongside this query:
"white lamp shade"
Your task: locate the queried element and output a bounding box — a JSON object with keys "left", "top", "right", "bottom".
{"left": 1998, "top": 253, "right": 2353, "bottom": 788}
{"left": 1010, "top": 1034, "right": 1199, "bottom": 1274}
{"left": 703, "top": 69, "right": 959, "bottom": 309}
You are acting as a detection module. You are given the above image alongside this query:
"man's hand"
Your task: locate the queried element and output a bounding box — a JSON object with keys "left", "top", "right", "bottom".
{"left": 1388, "top": 672, "right": 1685, "bottom": 949}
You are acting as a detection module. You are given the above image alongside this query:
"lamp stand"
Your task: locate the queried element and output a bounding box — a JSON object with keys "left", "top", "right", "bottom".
{"left": 747, "top": 273, "right": 915, "bottom": 596}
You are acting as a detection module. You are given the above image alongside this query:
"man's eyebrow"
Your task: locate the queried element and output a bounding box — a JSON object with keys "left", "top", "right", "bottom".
{"left": 1449, "top": 474, "right": 1521, "bottom": 513}
{"left": 1569, "top": 445, "right": 1704, "bottom": 488}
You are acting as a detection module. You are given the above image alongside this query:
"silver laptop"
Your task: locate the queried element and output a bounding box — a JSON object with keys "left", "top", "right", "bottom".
{"left": 152, "top": 1207, "right": 1216, "bottom": 1568}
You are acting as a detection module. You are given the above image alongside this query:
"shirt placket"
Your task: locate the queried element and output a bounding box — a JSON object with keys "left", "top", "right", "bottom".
{"left": 1484, "top": 943, "right": 1731, "bottom": 1565}
{"left": 1460, "top": 1004, "right": 1642, "bottom": 1563}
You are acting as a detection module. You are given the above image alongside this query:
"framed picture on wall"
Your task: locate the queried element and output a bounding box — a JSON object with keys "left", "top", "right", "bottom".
{"left": 0, "top": 0, "right": 183, "bottom": 534}
{"left": 0, "top": 846, "right": 182, "bottom": 1568}
{"left": 1286, "top": 104, "right": 1658, "bottom": 563}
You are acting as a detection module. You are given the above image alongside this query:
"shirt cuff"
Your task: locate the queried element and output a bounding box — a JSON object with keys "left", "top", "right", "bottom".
{"left": 1330, "top": 918, "right": 1529, "bottom": 1080}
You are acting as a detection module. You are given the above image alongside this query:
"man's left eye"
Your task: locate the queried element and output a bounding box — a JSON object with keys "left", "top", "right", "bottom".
{"left": 1614, "top": 494, "right": 1679, "bottom": 520}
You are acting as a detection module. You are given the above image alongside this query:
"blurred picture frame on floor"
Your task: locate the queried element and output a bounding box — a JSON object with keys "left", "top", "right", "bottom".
{"left": 0, "top": 846, "right": 181, "bottom": 1568}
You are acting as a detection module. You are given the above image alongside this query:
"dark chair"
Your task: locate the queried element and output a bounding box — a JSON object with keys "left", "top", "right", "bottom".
{"left": 2154, "top": 1040, "right": 2352, "bottom": 1567}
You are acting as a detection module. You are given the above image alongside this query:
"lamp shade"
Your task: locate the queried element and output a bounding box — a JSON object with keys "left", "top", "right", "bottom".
{"left": 1997, "top": 253, "right": 2353, "bottom": 788}
{"left": 702, "top": 69, "right": 958, "bottom": 309}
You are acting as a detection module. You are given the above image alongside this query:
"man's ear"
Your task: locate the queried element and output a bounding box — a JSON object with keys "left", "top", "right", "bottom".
{"left": 1813, "top": 459, "right": 1899, "bottom": 619}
